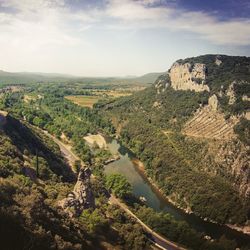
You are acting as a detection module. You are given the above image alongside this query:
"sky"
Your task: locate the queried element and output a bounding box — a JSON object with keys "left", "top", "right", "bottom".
{"left": 0, "top": 0, "right": 250, "bottom": 77}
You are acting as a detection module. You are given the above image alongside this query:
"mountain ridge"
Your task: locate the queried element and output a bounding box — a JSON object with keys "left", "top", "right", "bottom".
{"left": 99, "top": 54, "right": 250, "bottom": 226}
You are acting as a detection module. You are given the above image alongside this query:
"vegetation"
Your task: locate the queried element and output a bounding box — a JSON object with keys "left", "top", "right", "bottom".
{"left": 134, "top": 206, "right": 244, "bottom": 250}
{"left": 234, "top": 118, "right": 250, "bottom": 145}
{"left": 100, "top": 72, "right": 250, "bottom": 224}
{"left": 65, "top": 95, "right": 102, "bottom": 108}
{"left": 0, "top": 88, "right": 150, "bottom": 249}
{"left": 177, "top": 55, "right": 250, "bottom": 92}
{"left": 105, "top": 173, "right": 132, "bottom": 199}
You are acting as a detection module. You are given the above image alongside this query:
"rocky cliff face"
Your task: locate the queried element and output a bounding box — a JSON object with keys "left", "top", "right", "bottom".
{"left": 153, "top": 55, "right": 250, "bottom": 199}
{"left": 59, "top": 167, "right": 95, "bottom": 217}
{"left": 169, "top": 62, "right": 210, "bottom": 92}
{"left": 155, "top": 61, "right": 210, "bottom": 93}
{"left": 211, "top": 140, "right": 250, "bottom": 198}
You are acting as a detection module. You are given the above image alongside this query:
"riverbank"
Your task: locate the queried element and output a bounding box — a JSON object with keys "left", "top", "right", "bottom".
{"left": 227, "top": 224, "right": 250, "bottom": 236}
{"left": 130, "top": 152, "right": 250, "bottom": 236}
{"left": 84, "top": 133, "right": 107, "bottom": 148}
{"left": 131, "top": 159, "right": 193, "bottom": 215}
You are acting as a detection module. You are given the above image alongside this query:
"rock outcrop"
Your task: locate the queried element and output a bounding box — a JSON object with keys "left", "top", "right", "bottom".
{"left": 215, "top": 56, "right": 222, "bottom": 66}
{"left": 169, "top": 62, "right": 210, "bottom": 92}
{"left": 226, "top": 83, "right": 236, "bottom": 105}
{"left": 208, "top": 94, "right": 219, "bottom": 111}
{"left": 59, "top": 167, "right": 95, "bottom": 217}
{"left": 211, "top": 140, "right": 250, "bottom": 198}
{"left": 154, "top": 74, "right": 170, "bottom": 94}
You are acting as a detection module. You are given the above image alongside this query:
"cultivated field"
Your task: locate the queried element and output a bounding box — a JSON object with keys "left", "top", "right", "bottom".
{"left": 65, "top": 89, "right": 133, "bottom": 108}
{"left": 65, "top": 95, "right": 101, "bottom": 108}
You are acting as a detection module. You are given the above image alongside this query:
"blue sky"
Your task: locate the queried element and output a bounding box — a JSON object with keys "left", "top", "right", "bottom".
{"left": 0, "top": 0, "right": 249, "bottom": 76}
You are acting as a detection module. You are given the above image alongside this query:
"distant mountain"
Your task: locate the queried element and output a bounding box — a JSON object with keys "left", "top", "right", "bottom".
{"left": 130, "top": 72, "right": 164, "bottom": 84}
{"left": 0, "top": 70, "right": 163, "bottom": 86}
{"left": 0, "top": 70, "right": 75, "bottom": 85}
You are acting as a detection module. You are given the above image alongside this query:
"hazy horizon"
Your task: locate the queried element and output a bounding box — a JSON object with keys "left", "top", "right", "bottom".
{"left": 0, "top": 0, "right": 250, "bottom": 76}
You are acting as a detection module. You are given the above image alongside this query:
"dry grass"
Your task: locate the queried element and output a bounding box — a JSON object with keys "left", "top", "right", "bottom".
{"left": 65, "top": 95, "right": 101, "bottom": 108}
{"left": 65, "top": 89, "right": 132, "bottom": 108}
{"left": 84, "top": 134, "right": 107, "bottom": 148}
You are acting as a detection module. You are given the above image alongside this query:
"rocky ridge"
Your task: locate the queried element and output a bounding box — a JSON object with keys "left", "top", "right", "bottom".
{"left": 59, "top": 167, "right": 95, "bottom": 217}
{"left": 154, "top": 55, "right": 250, "bottom": 199}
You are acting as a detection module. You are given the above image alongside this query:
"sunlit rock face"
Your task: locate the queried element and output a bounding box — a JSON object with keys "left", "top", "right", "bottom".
{"left": 59, "top": 167, "right": 95, "bottom": 217}
{"left": 169, "top": 62, "right": 210, "bottom": 92}
{"left": 215, "top": 56, "right": 222, "bottom": 66}
{"left": 154, "top": 74, "right": 170, "bottom": 94}
{"left": 226, "top": 82, "right": 236, "bottom": 105}
{"left": 208, "top": 94, "right": 219, "bottom": 111}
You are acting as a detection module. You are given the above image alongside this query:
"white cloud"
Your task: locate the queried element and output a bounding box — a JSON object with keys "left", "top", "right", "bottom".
{"left": 0, "top": 0, "right": 249, "bottom": 75}
{"left": 105, "top": 0, "right": 250, "bottom": 45}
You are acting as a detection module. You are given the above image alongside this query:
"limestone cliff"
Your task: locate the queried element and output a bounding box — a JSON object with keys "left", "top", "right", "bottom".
{"left": 153, "top": 55, "right": 250, "bottom": 198}
{"left": 169, "top": 62, "right": 210, "bottom": 92}
{"left": 59, "top": 167, "right": 95, "bottom": 217}
{"left": 155, "top": 61, "right": 210, "bottom": 93}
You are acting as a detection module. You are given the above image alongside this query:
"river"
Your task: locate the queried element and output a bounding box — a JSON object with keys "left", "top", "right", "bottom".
{"left": 104, "top": 137, "right": 250, "bottom": 247}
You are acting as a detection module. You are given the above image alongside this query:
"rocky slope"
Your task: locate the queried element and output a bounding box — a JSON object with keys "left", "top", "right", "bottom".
{"left": 100, "top": 54, "right": 250, "bottom": 225}
{"left": 155, "top": 55, "right": 250, "bottom": 198}
{"left": 59, "top": 167, "right": 95, "bottom": 217}
{"left": 182, "top": 95, "right": 238, "bottom": 140}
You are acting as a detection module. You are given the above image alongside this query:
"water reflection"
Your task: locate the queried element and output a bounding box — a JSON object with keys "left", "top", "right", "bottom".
{"left": 104, "top": 138, "right": 250, "bottom": 246}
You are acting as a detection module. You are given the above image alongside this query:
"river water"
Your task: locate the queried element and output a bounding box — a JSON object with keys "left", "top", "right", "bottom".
{"left": 104, "top": 138, "right": 250, "bottom": 247}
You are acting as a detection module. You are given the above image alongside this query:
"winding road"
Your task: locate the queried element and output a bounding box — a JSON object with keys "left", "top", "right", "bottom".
{"left": 42, "top": 129, "right": 186, "bottom": 250}
{"left": 109, "top": 195, "right": 186, "bottom": 250}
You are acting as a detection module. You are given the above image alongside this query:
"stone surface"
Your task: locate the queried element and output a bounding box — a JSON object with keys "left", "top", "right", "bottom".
{"left": 208, "top": 94, "right": 219, "bottom": 111}
{"left": 169, "top": 62, "right": 210, "bottom": 92}
{"left": 154, "top": 74, "right": 170, "bottom": 93}
{"left": 215, "top": 56, "right": 222, "bottom": 66}
{"left": 226, "top": 83, "right": 236, "bottom": 105}
{"left": 58, "top": 167, "right": 95, "bottom": 217}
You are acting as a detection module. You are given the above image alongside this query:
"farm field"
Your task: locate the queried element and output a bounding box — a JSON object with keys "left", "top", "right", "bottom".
{"left": 65, "top": 95, "right": 101, "bottom": 108}
{"left": 65, "top": 89, "right": 133, "bottom": 108}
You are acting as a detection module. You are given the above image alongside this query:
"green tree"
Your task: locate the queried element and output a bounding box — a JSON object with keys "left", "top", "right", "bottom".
{"left": 105, "top": 174, "right": 132, "bottom": 199}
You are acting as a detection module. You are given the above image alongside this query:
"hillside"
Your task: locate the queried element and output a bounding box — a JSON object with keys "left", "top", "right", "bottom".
{"left": 0, "top": 112, "right": 150, "bottom": 250}
{"left": 99, "top": 54, "right": 250, "bottom": 226}
{"left": 0, "top": 70, "right": 160, "bottom": 86}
